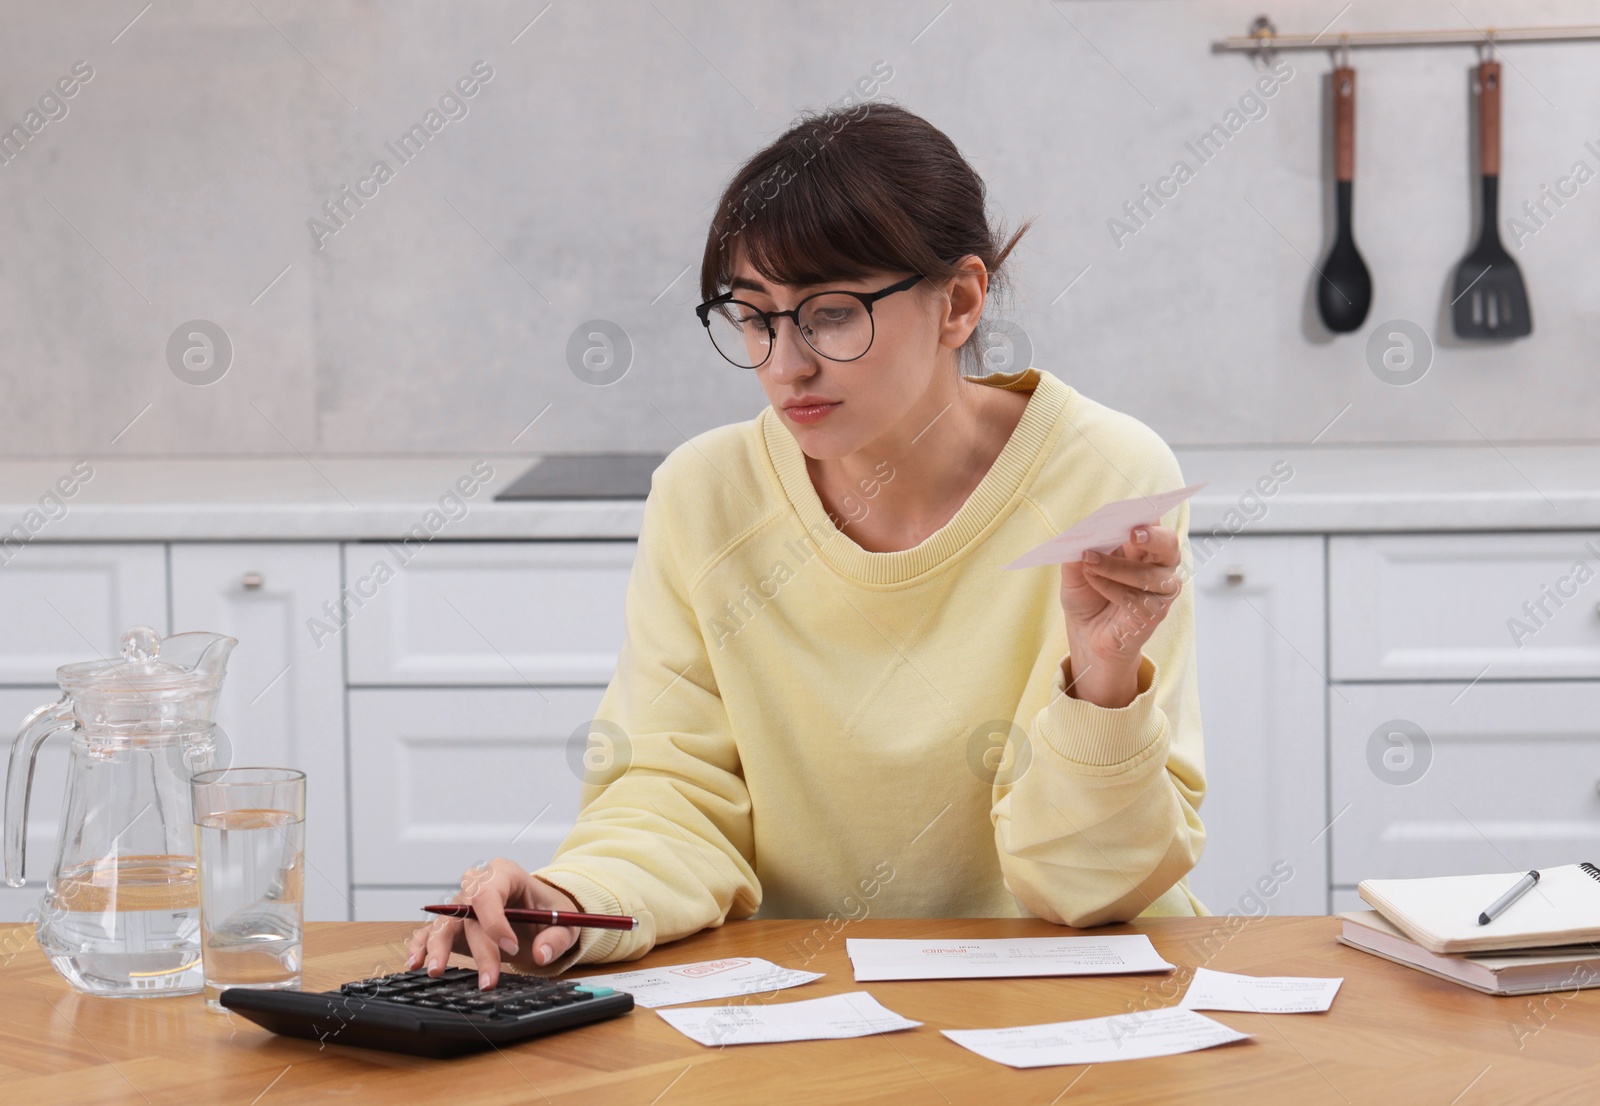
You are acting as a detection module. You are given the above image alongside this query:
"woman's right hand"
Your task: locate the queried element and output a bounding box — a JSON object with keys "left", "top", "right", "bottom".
{"left": 403, "top": 857, "right": 581, "bottom": 988}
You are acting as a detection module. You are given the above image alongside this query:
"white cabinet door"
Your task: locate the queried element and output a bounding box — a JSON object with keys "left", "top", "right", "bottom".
{"left": 0, "top": 544, "right": 166, "bottom": 684}
{"left": 344, "top": 542, "right": 635, "bottom": 686}
{"left": 347, "top": 687, "right": 604, "bottom": 886}
{"left": 1330, "top": 681, "right": 1600, "bottom": 883}
{"left": 0, "top": 688, "right": 76, "bottom": 921}
{"left": 1185, "top": 536, "right": 1329, "bottom": 915}
{"left": 1329, "top": 533, "right": 1600, "bottom": 681}
{"left": 170, "top": 544, "right": 350, "bottom": 921}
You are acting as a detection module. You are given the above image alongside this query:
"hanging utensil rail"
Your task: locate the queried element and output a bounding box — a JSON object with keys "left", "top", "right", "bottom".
{"left": 1213, "top": 17, "right": 1600, "bottom": 56}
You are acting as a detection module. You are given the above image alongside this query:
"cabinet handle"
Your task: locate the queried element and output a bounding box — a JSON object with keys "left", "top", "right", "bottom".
{"left": 1225, "top": 566, "right": 1246, "bottom": 586}
{"left": 241, "top": 572, "right": 265, "bottom": 590}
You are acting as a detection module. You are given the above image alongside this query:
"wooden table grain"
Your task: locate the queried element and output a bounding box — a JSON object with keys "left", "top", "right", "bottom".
{"left": 2, "top": 916, "right": 1596, "bottom": 1105}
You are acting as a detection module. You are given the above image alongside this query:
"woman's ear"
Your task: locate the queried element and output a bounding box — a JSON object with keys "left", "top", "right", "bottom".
{"left": 935, "top": 255, "right": 989, "bottom": 350}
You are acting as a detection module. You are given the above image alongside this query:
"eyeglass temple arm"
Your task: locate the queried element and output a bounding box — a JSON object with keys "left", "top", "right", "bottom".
{"left": 859, "top": 273, "right": 925, "bottom": 306}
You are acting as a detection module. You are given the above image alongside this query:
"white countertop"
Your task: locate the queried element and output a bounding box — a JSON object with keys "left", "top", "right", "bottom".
{"left": 2, "top": 445, "right": 1597, "bottom": 541}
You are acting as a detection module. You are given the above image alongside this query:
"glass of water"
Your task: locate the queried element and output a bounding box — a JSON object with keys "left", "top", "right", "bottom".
{"left": 191, "top": 767, "right": 306, "bottom": 1013}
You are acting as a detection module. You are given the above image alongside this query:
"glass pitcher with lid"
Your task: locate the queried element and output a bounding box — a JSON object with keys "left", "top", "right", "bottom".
{"left": 4, "top": 625, "right": 236, "bottom": 997}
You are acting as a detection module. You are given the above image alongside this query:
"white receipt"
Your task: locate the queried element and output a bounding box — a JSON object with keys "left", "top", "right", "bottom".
{"left": 1177, "top": 967, "right": 1343, "bottom": 1014}
{"left": 845, "top": 935, "right": 1174, "bottom": 982}
{"left": 656, "top": 992, "right": 921, "bottom": 1047}
{"left": 943, "top": 1007, "right": 1249, "bottom": 1069}
{"left": 572, "top": 957, "right": 822, "bottom": 1009}
{"left": 1003, "top": 483, "right": 1207, "bottom": 569}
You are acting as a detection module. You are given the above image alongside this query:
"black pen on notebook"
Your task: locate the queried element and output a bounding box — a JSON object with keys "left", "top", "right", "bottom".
{"left": 1478, "top": 870, "right": 1539, "bottom": 926}
{"left": 423, "top": 904, "right": 639, "bottom": 930}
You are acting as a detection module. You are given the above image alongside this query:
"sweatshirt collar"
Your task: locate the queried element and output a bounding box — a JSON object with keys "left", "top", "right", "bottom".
{"left": 758, "top": 368, "right": 1073, "bottom": 586}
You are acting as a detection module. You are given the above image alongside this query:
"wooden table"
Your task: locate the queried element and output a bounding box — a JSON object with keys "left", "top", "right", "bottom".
{"left": 3, "top": 916, "right": 1598, "bottom": 1104}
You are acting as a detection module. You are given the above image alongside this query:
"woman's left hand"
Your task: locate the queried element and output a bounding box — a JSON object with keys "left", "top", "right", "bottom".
{"left": 1057, "top": 523, "right": 1183, "bottom": 708}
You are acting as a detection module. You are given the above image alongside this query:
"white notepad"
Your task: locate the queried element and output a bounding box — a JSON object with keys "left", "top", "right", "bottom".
{"left": 1358, "top": 863, "right": 1600, "bottom": 954}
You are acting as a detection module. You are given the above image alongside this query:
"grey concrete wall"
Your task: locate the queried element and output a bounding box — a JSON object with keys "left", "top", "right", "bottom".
{"left": 4, "top": 0, "right": 1598, "bottom": 457}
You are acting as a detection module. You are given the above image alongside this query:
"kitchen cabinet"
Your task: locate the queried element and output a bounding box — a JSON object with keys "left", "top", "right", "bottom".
{"left": 0, "top": 543, "right": 166, "bottom": 684}
{"left": 1, "top": 526, "right": 1590, "bottom": 926}
{"left": 0, "top": 544, "right": 166, "bottom": 922}
{"left": 1326, "top": 534, "right": 1600, "bottom": 910}
{"left": 1330, "top": 681, "right": 1600, "bottom": 883}
{"left": 170, "top": 544, "right": 350, "bottom": 921}
{"left": 1329, "top": 533, "right": 1600, "bottom": 681}
{"left": 346, "top": 687, "right": 604, "bottom": 890}
{"left": 1184, "top": 537, "right": 1330, "bottom": 916}
{"left": 343, "top": 542, "right": 636, "bottom": 686}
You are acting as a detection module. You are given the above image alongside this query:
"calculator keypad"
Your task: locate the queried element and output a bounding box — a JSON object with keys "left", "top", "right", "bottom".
{"left": 336, "top": 967, "right": 613, "bottom": 1020}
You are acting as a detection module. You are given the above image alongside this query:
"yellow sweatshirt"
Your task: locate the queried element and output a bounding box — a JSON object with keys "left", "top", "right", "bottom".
{"left": 535, "top": 366, "right": 1207, "bottom": 968}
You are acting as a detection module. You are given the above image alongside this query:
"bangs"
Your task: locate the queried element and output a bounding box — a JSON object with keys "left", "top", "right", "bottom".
{"left": 700, "top": 110, "right": 948, "bottom": 299}
{"left": 713, "top": 155, "right": 892, "bottom": 291}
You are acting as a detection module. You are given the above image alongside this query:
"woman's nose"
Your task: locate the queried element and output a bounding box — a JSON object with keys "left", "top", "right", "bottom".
{"left": 763, "top": 317, "right": 817, "bottom": 381}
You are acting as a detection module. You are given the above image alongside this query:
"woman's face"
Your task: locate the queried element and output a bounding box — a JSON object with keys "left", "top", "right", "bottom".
{"left": 728, "top": 256, "right": 958, "bottom": 461}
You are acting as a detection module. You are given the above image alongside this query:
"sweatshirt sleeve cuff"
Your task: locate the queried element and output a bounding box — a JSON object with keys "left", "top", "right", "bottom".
{"left": 1042, "top": 652, "right": 1165, "bottom": 768}
{"left": 528, "top": 868, "right": 628, "bottom": 972}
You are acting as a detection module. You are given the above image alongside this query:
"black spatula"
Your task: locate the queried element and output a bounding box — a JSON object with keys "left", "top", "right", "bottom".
{"left": 1450, "top": 60, "right": 1532, "bottom": 339}
{"left": 1316, "top": 65, "right": 1372, "bottom": 333}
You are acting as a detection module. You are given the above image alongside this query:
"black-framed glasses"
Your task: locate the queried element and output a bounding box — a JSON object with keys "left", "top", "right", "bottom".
{"left": 694, "top": 273, "right": 924, "bottom": 369}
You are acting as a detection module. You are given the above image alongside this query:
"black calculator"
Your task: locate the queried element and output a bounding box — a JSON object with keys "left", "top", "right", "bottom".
{"left": 219, "top": 966, "right": 634, "bottom": 1059}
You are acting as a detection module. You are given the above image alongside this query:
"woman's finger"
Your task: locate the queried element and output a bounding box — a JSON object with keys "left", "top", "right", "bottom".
{"left": 403, "top": 925, "right": 433, "bottom": 969}
{"left": 1084, "top": 553, "right": 1181, "bottom": 596}
{"left": 1084, "top": 573, "right": 1178, "bottom": 627}
{"left": 532, "top": 924, "right": 578, "bottom": 967}
{"left": 421, "top": 917, "right": 462, "bottom": 975}
{"left": 462, "top": 919, "right": 507, "bottom": 989}
{"left": 1112, "top": 524, "right": 1179, "bottom": 567}
{"left": 463, "top": 870, "right": 521, "bottom": 988}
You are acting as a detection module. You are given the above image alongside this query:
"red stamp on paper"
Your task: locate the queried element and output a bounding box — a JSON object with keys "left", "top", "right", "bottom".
{"left": 670, "top": 959, "right": 750, "bottom": 978}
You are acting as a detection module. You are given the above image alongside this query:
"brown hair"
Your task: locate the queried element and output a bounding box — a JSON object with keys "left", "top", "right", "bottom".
{"left": 699, "top": 101, "right": 1031, "bottom": 372}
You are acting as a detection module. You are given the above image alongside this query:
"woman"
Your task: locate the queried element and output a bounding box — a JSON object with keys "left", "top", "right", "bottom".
{"left": 407, "top": 103, "right": 1207, "bottom": 989}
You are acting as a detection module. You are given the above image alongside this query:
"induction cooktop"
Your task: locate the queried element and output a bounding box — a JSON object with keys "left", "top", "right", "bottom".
{"left": 494, "top": 453, "right": 666, "bottom": 500}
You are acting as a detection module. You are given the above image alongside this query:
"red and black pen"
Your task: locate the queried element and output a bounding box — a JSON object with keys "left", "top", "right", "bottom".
{"left": 423, "top": 904, "right": 639, "bottom": 931}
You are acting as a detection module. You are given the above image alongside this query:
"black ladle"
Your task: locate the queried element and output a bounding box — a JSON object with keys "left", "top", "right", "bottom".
{"left": 1316, "top": 65, "right": 1372, "bottom": 333}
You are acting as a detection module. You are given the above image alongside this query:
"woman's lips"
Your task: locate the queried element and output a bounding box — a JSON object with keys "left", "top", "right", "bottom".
{"left": 785, "top": 402, "right": 839, "bottom": 424}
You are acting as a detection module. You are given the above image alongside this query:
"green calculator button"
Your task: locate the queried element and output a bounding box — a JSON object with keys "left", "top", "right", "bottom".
{"left": 573, "top": 983, "right": 615, "bottom": 997}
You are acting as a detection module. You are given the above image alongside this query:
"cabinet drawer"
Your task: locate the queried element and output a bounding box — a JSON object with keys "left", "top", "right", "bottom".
{"left": 344, "top": 542, "right": 635, "bottom": 685}
{"left": 1330, "top": 681, "right": 1600, "bottom": 884}
{"left": 0, "top": 544, "right": 166, "bottom": 684}
{"left": 1329, "top": 534, "right": 1600, "bottom": 681}
{"left": 348, "top": 687, "right": 605, "bottom": 884}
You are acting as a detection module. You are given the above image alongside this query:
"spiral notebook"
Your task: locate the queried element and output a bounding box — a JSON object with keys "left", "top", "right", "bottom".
{"left": 1358, "top": 863, "right": 1600, "bottom": 954}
